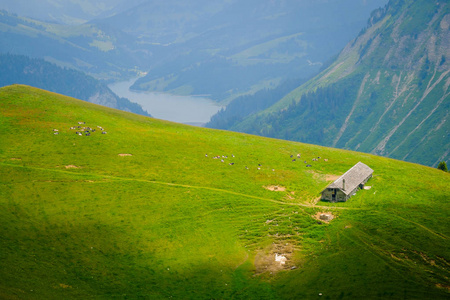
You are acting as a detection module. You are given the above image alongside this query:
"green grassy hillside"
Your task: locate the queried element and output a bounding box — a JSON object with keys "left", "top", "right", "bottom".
{"left": 0, "top": 85, "right": 449, "bottom": 299}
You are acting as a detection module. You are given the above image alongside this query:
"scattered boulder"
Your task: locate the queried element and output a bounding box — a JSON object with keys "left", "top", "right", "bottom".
{"left": 314, "top": 212, "right": 335, "bottom": 223}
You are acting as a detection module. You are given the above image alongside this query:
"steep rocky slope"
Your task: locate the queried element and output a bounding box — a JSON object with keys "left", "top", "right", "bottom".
{"left": 229, "top": 0, "right": 449, "bottom": 167}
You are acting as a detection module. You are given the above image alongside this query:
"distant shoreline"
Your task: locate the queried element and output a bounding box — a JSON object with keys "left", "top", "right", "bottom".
{"left": 109, "top": 78, "right": 223, "bottom": 126}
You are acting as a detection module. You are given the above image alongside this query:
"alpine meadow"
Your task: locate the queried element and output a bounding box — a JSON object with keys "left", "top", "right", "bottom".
{"left": 0, "top": 85, "right": 449, "bottom": 299}
{"left": 1, "top": 0, "right": 449, "bottom": 299}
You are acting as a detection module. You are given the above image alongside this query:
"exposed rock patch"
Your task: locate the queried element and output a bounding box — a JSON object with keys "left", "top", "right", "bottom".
{"left": 314, "top": 212, "right": 335, "bottom": 223}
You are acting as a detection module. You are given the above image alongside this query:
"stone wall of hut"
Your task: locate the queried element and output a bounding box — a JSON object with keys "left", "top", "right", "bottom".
{"left": 321, "top": 188, "right": 347, "bottom": 202}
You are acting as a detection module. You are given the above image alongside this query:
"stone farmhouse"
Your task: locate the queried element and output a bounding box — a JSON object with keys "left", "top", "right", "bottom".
{"left": 321, "top": 162, "right": 373, "bottom": 202}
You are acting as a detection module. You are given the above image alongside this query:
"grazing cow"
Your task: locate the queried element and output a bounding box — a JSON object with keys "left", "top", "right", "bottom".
{"left": 290, "top": 155, "right": 293, "bottom": 158}
{"left": 292, "top": 159, "right": 296, "bottom": 162}
{"left": 306, "top": 164, "right": 312, "bottom": 167}
{"left": 102, "top": 131, "right": 107, "bottom": 134}
{"left": 54, "top": 132, "right": 59, "bottom": 135}
{"left": 297, "top": 153, "right": 301, "bottom": 158}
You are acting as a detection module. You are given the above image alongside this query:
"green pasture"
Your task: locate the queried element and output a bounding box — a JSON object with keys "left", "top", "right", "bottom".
{"left": 0, "top": 85, "right": 449, "bottom": 299}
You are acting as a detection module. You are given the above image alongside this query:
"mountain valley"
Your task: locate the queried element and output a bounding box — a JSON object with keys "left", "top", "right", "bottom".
{"left": 0, "top": 1, "right": 449, "bottom": 298}
{"left": 209, "top": 0, "right": 449, "bottom": 167}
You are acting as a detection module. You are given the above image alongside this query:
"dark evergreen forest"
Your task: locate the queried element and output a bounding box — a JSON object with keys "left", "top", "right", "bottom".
{"left": 206, "top": 78, "right": 304, "bottom": 129}
{"left": 231, "top": 76, "right": 362, "bottom": 146}
{"left": 0, "top": 53, "right": 150, "bottom": 116}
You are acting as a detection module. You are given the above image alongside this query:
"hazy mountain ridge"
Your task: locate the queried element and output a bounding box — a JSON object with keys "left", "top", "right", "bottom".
{"left": 223, "top": 0, "right": 449, "bottom": 167}
{"left": 0, "top": 0, "right": 141, "bottom": 24}
{"left": 0, "top": 1, "right": 388, "bottom": 102}
{"left": 0, "top": 10, "right": 152, "bottom": 81}
{"left": 109, "top": 0, "right": 388, "bottom": 101}
{"left": 0, "top": 53, "right": 150, "bottom": 116}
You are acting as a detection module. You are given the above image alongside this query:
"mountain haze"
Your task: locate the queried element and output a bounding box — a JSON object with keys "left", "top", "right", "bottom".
{"left": 95, "top": 0, "right": 388, "bottom": 101}
{"left": 0, "top": 54, "right": 150, "bottom": 116}
{"left": 0, "top": 1, "right": 388, "bottom": 102}
{"left": 0, "top": 0, "right": 141, "bottom": 24}
{"left": 0, "top": 9, "right": 152, "bottom": 81}
{"left": 223, "top": 0, "right": 449, "bottom": 167}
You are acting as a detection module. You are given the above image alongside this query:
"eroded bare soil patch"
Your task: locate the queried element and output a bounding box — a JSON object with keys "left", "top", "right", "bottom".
{"left": 325, "top": 174, "right": 340, "bottom": 181}
{"left": 254, "top": 243, "right": 296, "bottom": 275}
{"left": 264, "top": 185, "right": 286, "bottom": 192}
{"left": 65, "top": 165, "right": 80, "bottom": 169}
{"left": 307, "top": 171, "right": 340, "bottom": 182}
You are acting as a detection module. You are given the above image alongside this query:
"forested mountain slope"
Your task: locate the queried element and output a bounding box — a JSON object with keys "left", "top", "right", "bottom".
{"left": 0, "top": 10, "right": 152, "bottom": 81}
{"left": 229, "top": 0, "right": 449, "bottom": 167}
{"left": 0, "top": 54, "right": 150, "bottom": 116}
{"left": 0, "top": 1, "right": 388, "bottom": 101}
{"left": 102, "top": 0, "right": 388, "bottom": 101}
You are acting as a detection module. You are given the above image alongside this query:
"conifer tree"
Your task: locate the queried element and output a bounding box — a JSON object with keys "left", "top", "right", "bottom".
{"left": 437, "top": 161, "right": 448, "bottom": 172}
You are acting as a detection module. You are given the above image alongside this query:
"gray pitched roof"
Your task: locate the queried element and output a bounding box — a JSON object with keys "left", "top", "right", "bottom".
{"left": 324, "top": 162, "right": 373, "bottom": 195}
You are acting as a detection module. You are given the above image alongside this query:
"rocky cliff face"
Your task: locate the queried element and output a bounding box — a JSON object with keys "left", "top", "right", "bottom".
{"left": 233, "top": 0, "right": 449, "bottom": 167}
